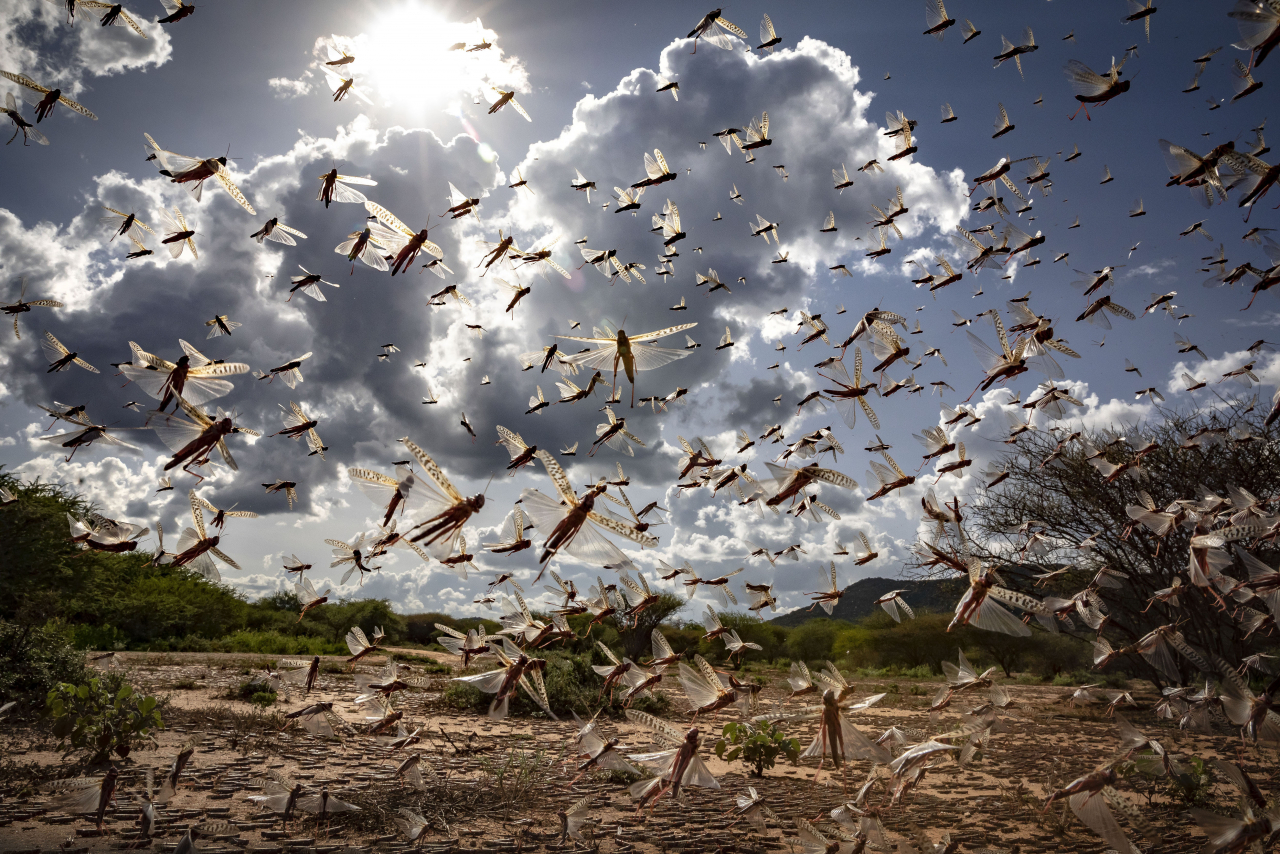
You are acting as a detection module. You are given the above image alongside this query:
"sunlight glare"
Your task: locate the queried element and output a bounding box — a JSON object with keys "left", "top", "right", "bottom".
{"left": 359, "top": 6, "right": 518, "bottom": 112}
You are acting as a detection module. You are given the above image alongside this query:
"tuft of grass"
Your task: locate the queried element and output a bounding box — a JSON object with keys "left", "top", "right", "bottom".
{"left": 477, "top": 746, "right": 564, "bottom": 816}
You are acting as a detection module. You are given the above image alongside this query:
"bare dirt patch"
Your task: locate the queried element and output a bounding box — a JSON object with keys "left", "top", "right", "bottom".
{"left": 0, "top": 653, "right": 1266, "bottom": 853}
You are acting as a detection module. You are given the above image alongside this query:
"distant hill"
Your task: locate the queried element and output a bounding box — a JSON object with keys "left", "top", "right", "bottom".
{"left": 769, "top": 575, "right": 967, "bottom": 627}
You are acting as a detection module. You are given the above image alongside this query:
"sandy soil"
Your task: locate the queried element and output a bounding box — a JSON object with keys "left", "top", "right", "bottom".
{"left": 0, "top": 651, "right": 1264, "bottom": 854}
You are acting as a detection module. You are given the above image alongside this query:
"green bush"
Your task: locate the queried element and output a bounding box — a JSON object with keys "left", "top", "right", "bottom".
{"left": 785, "top": 618, "right": 841, "bottom": 663}
{"left": 443, "top": 650, "right": 669, "bottom": 719}
{"left": 0, "top": 620, "right": 88, "bottom": 713}
{"left": 221, "top": 678, "right": 278, "bottom": 707}
{"left": 615, "top": 593, "right": 687, "bottom": 661}
{"left": 67, "top": 623, "right": 129, "bottom": 651}
{"left": 1026, "top": 633, "right": 1091, "bottom": 679}
{"left": 0, "top": 473, "right": 413, "bottom": 654}
{"left": 46, "top": 674, "right": 163, "bottom": 763}
{"left": 215, "top": 630, "right": 347, "bottom": 656}
{"left": 410, "top": 657, "right": 452, "bottom": 675}
{"left": 1120, "top": 752, "right": 1216, "bottom": 808}
{"left": 712, "top": 612, "right": 786, "bottom": 664}
{"left": 407, "top": 612, "right": 501, "bottom": 646}
{"left": 1165, "top": 755, "right": 1215, "bottom": 807}
{"left": 714, "top": 721, "right": 800, "bottom": 777}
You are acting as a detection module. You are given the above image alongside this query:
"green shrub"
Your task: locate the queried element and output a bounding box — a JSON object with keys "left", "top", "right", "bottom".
{"left": 710, "top": 611, "right": 785, "bottom": 664}
{"left": 142, "top": 631, "right": 347, "bottom": 656}
{"left": 67, "top": 623, "right": 129, "bottom": 651}
{"left": 1165, "top": 755, "right": 1215, "bottom": 807}
{"left": 0, "top": 620, "right": 88, "bottom": 713}
{"left": 443, "top": 651, "right": 669, "bottom": 719}
{"left": 220, "top": 677, "right": 277, "bottom": 707}
{"left": 407, "top": 657, "right": 451, "bottom": 674}
{"left": 1120, "top": 752, "right": 1215, "bottom": 808}
{"left": 714, "top": 721, "right": 800, "bottom": 777}
{"left": 861, "top": 614, "right": 956, "bottom": 673}
{"left": 0, "top": 473, "right": 420, "bottom": 653}
{"left": 46, "top": 674, "right": 163, "bottom": 763}
{"left": 1025, "top": 633, "right": 1090, "bottom": 679}
{"left": 406, "top": 612, "right": 501, "bottom": 646}
{"left": 785, "top": 618, "right": 840, "bottom": 664}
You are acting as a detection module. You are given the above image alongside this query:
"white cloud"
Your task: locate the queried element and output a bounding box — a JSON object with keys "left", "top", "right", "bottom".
{"left": 2, "top": 22, "right": 1270, "bottom": 623}
{"left": 268, "top": 76, "right": 312, "bottom": 99}
{"left": 14, "top": 452, "right": 160, "bottom": 521}
{"left": 1125, "top": 259, "right": 1176, "bottom": 278}
{"left": 1165, "top": 349, "right": 1280, "bottom": 399}
{"left": 0, "top": 0, "right": 172, "bottom": 97}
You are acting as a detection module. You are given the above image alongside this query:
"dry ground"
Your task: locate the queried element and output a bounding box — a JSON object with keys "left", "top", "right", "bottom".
{"left": 0, "top": 651, "right": 1272, "bottom": 854}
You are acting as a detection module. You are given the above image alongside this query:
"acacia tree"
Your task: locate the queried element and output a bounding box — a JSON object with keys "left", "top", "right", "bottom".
{"left": 615, "top": 592, "right": 686, "bottom": 660}
{"left": 908, "top": 398, "right": 1280, "bottom": 688}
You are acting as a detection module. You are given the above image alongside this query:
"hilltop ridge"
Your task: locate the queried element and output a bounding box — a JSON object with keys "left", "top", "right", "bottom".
{"left": 769, "top": 575, "right": 967, "bottom": 626}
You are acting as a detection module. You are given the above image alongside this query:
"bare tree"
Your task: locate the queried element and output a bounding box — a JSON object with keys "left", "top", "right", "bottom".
{"left": 907, "top": 397, "right": 1280, "bottom": 689}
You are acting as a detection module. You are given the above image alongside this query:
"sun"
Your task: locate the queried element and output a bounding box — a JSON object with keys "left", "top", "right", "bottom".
{"left": 358, "top": 5, "right": 507, "bottom": 111}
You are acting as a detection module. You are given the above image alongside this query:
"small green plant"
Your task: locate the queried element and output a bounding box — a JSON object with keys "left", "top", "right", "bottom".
{"left": 1168, "top": 756, "right": 1214, "bottom": 806}
{"left": 1121, "top": 752, "right": 1216, "bottom": 808}
{"left": 220, "top": 678, "right": 277, "bottom": 707}
{"left": 714, "top": 721, "right": 800, "bottom": 777}
{"left": 46, "top": 675, "right": 163, "bottom": 762}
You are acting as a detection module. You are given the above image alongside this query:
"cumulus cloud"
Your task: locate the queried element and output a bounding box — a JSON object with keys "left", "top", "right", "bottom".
{"left": 0, "top": 33, "right": 978, "bottom": 616}
{"left": 1, "top": 115, "right": 511, "bottom": 517}
{"left": 14, "top": 449, "right": 163, "bottom": 527}
{"left": 0, "top": 0, "right": 172, "bottom": 96}
{"left": 3, "top": 25, "right": 1256, "bottom": 622}
{"left": 1165, "top": 349, "right": 1280, "bottom": 399}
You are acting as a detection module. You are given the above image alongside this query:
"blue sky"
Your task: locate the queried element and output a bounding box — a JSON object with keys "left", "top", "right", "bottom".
{"left": 0, "top": 0, "right": 1275, "bottom": 619}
